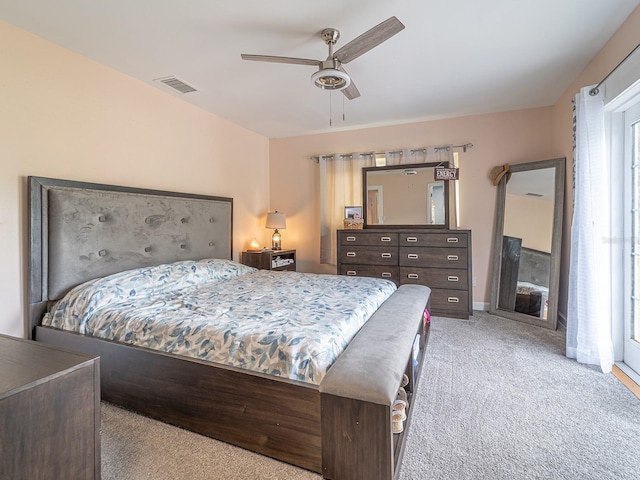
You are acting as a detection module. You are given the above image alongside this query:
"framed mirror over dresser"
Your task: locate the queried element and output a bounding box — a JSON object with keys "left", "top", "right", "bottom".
{"left": 337, "top": 161, "right": 472, "bottom": 319}
{"left": 362, "top": 162, "right": 451, "bottom": 229}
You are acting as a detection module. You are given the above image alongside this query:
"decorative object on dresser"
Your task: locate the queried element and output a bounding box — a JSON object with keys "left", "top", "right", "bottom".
{"left": 338, "top": 229, "right": 472, "bottom": 318}
{"left": 0, "top": 334, "right": 100, "bottom": 480}
{"left": 343, "top": 205, "right": 364, "bottom": 229}
{"left": 265, "top": 211, "right": 286, "bottom": 250}
{"left": 241, "top": 249, "right": 297, "bottom": 271}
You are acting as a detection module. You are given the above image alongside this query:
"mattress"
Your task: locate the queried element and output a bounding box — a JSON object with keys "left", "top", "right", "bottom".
{"left": 42, "top": 258, "right": 397, "bottom": 384}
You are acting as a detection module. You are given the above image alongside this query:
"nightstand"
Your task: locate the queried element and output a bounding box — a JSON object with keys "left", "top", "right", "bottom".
{"left": 0, "top": 334, "right": 100, "bottom": 480}
{"left": 241, "top": 249, "right": 296, "bottom": 271}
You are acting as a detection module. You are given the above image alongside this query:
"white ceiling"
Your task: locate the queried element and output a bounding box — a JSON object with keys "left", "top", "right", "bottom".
{"left": 1, "top": 0, "right": 638, "bottom": 138}
{"left": 507, "top": 168, "right": 556, "bottom": 201}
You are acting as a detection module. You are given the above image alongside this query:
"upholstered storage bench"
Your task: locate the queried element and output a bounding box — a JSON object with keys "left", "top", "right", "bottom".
{"left": 320, "top": 284, "right": 431, "bottom": 480}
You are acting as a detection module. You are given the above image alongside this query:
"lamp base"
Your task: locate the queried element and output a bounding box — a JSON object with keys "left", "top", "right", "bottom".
{"left": 272, "top": 229, "right": 282, "bottom": 251}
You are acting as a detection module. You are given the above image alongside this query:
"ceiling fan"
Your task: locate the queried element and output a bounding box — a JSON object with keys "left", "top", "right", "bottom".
{"left": 241, "top": 16, "right": 404, "bottom": 100}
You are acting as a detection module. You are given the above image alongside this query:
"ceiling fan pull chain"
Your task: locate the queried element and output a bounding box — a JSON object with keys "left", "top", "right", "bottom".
{"left": 329, "top": 91, "right": 333, "bottom": 126}
{"left": 343, "top": 95, "right": 345, "bottom": 121}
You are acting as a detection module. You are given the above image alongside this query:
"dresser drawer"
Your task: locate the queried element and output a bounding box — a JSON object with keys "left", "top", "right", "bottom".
{"left": 339, "top": 265, "right": 400, "bottom": 284}
{"left": 399, "top": 232, "right": 468, "bottom": 248}
{"left": 340, "top": 246, "right": 398, "bottom": 265}
{"left": 400, "top": 267, "right": 468, "bottom": 290}
{"left": 430, "top": 288, "right": 470, "bottom": 315}
{"left": 340, "top": 232, "right": 399, "bottom": 246}
{"left": 399, "top": 247, "right": 467, "bottom": 269}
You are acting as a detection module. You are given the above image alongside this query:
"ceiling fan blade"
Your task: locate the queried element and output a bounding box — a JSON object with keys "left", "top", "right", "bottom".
{"left": 334, "top": 16, "right": 405, "bottom": 64}
{"left": 241, "top": 54, "right": 322, "bottom": 67}
{"left": 342, "top": 80, "right": 360, "bottom": 100}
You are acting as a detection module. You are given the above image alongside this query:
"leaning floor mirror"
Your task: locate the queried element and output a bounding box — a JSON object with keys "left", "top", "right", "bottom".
{"left": 489, "top": 157, "right": 565, "bottom": 330}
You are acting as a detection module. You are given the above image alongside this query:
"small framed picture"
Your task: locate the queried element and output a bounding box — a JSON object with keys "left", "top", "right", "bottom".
{"left": 344, "top": 206, "right": 363, "bottom": 219}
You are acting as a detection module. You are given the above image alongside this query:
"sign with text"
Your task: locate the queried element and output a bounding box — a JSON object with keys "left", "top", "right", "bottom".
{"left": 434, "top": 167, "right": 459, "bottom": 181}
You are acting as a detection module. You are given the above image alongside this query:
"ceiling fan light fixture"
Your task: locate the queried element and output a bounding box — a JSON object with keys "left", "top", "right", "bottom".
{"left": 311, "top": 68, "right": 350, "bottom": 91}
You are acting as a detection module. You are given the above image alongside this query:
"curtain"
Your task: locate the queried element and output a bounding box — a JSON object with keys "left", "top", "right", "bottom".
{"left": 566, "top": 85, "right": 614, "bottom": 373}
{"left": 384, "top": 146, "right": 452, "bottom": 166}
{"left": 319, "top": 145, "right": 455, "bottom": 265}
{"left": 319, "top": 153, "right": 375, "bottom": 265}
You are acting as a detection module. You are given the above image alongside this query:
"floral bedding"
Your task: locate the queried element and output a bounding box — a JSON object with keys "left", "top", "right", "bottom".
{"left": 42, "top": 258, "right": 397, "bottom": 385}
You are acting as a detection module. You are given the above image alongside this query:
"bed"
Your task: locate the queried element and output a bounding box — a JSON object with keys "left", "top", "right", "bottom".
{"left": 28, "top": 176, "right": 431, "bottom": 480}
{"left": 499, "top": 237, "right": 550, "bottom": 318}
{"left": 514, "top": 247, "right": 550, "bottom": 319}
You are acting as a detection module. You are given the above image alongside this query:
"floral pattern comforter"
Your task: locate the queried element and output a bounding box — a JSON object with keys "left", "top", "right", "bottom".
{"left": 42, "top": 258, "right": 397, "bottom": 384}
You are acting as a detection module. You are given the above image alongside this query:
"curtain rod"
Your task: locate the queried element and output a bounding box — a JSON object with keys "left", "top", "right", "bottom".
{"left": 310, "top": 143, "right": 473, "bottom": 162}
{"left": 589, "top": 42, "right": 640, "bottom": 96}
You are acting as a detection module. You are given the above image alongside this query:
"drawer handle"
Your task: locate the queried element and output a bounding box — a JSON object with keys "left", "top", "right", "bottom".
{"left": 447, "top": 297, "right": 460, "bottom": 303}
{"left": 407, "top": 237, "right": 418, "bottom": 242}
{"left": 407, "top": 253, "right": 419, "bottom": 259}
{"left": 381, "top": 272, "right": 392, "bottom": 278}
{"left": 407, "top": 273, "right": 419, "bottom": 279}
{"left": 447, "top": 276, "right": 459, "bottom": 282}
{"left": 346, "top": 252, "right": 356, "bottom": 257}
{"left": 346, "top": 270, "right": 357, "bottom": 276}
{"left": 447, "top": 237, "right": 459, "bottom": 243}
{"left": 380, "top": 236, "right": 392, "bottom": 242}
{"left": 346, "top": 236, "right": 356, "bottom": 242}
{"left": 447, "top": 255, "right": 459, "bottom": 261}
{"left": 381, "top": 253, "right": 392, "bottom": 258}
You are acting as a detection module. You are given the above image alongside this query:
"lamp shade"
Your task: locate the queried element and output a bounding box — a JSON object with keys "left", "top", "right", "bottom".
{"left": 265, "top": 212, "right": 286, "bottom": 230}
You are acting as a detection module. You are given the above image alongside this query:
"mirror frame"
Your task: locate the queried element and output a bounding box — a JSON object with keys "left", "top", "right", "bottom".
{"left": 362, "top": 162, "right": 451, "bottom": 229}
{"left": 489, "top": 157, "right": 565, "bottom": 330}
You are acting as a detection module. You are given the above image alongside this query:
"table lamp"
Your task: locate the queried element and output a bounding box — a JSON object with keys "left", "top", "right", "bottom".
{"left": 265, "top": 211, "right": 286, "bottom": 251}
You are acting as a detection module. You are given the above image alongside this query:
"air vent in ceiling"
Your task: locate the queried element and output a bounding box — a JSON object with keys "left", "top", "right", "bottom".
{"left": 525, "top": 192, "right": 544, "bottom": 197}
{"left": 154, "top": 76, "right": 197, "bottom": 94}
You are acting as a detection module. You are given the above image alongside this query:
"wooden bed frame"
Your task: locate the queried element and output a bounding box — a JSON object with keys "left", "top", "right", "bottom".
{"left": 28, "top": 176, "right": 431, "bottom": 480}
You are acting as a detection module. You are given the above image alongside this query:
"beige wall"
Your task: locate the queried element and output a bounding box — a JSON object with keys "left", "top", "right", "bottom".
{"left": 0, "top": 20, "right": 270, "bottom": 337}
{"left": 504, "top": 194, "right": 554, "bottom": 253}
{"left": 270, "top": 108, "right": 556, "bottom": 307}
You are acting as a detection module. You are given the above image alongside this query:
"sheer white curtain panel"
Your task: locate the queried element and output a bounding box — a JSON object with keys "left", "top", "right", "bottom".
{"left": 319, "top": 153, "right": 375, "bottom": 265}
{"left": 567, "top": 85, "right": 614, "bottom": 373}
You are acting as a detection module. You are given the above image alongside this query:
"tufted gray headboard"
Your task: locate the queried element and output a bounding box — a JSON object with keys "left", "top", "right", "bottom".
{"left": 28, "top": 176, "right": 233, "bottom": 337}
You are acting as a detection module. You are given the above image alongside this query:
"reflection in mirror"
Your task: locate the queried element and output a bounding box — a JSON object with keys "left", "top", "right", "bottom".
{"left": 362, "top": 163, "right": 450, "bottom": 228}
{"left": 490, "top": 158, "right": 565, "bottom": 330}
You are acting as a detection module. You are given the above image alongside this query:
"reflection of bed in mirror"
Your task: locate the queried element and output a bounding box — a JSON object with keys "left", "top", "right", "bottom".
{"left": 499, "top": 235, "right": 550, "bottom": 319}
{"left": 516, "top": 247, "right": 550, "bottom": 319}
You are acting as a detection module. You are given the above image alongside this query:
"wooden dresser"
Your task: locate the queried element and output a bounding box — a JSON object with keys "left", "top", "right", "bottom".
{"left": 0, "top": 334, "right": 101, "bottom": 480}
{"left": 337, "top": 229, "right": 472, "bottom": 318}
